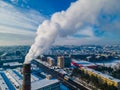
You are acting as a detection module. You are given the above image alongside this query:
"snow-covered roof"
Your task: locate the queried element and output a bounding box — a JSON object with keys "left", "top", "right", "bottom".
{"left": 5, "top": 69, "right": 22, "bottom": 88}
{"left": 72, "top": 59, "right": 96, "bottom": 66}
{"left": 31, "top": 78, "right": 59, "bottom": 90}
{"left": 0, "top": 74, "right": 9, "bottom": 90}
{"left": 47, "top": 57, "right": 54, "bottom": 60}
{"left": 83, "top": 67, "right": 120, "bottom": 83}
{"left": 3, "top": 62, "right": 22, "bottom": 66}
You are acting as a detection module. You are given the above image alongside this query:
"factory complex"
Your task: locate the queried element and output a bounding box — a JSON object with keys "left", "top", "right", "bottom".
{"left": 0, "top": 50, "right": 120, "bottom": 90}
{"left": 0, "top": 64, "right": 60, "bottom": 90}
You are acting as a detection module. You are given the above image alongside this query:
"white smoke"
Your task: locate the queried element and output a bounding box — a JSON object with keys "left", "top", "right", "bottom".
{"left": 24, "top": 0, "right": 120, "bottom": 64}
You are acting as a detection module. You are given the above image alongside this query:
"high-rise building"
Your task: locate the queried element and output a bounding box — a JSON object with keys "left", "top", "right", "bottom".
{"left": 57, "top": 56, "right": 71, "bottom": 68}
{"left": 47, "top": 57, "right": 55, "bottom": 66}
{"left": 64, "top": 56, "right": 71, "bottom": 67}
{"left": 57, "top": 56, "right": 64, "bottom": 68}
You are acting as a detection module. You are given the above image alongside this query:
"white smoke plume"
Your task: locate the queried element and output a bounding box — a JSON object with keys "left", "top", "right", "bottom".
{"left": 24, "top": 0, "right": 120, "bottom": 64}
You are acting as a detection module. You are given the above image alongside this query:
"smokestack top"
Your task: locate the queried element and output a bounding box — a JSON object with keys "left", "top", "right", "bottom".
{"left": 23, "top": 63, "right": 31, "bottom": 66}
{"left": 24, "top": 59, "right": 31, "bottom": 64}
{"left": 23, "top": 63, "right": 31, "bottom": 73}
{"left": 24, "top": 62, "right": 30, "bottom": 64}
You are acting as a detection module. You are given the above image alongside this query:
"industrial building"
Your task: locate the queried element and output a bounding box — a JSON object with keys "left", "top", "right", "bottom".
{"left": 0, "top": 52, "right": 24, "bottom": 63}
{"left": 81, "top": 67, "right": 120, "bottom": 90}
{"left": 0, "top": 52, "right": 24, "bottom": 69}
{"left": 71, "top": 59, "right": 97, "bottom": 69}
{"left": 32, "top": 78, "right": 60, "bottom": 90}
{"left": 0, "top": 66, "right": 60, "bottom": 90}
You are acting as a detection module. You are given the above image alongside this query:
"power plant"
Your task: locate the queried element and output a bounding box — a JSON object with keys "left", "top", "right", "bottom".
{"left": 22, "top": 63, "right": 31, "bottom": 90}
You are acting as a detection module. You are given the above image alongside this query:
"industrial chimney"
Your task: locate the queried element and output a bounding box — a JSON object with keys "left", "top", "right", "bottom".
{"left": 22, "top": 63, "right": 31, "bottom": 90}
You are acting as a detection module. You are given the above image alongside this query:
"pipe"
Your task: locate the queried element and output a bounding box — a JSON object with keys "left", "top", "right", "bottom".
{"left": 22, "top": 63, "right": 31, "bottom": 90}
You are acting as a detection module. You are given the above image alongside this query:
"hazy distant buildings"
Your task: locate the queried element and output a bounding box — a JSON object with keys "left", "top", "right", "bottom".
{"left": 0, "top": 53, "right": 23, "bottom": 69}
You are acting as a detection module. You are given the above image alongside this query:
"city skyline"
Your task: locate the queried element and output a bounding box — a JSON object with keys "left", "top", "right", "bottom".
{"left": 0, "top": 0, "right": 120, "bottom": 46}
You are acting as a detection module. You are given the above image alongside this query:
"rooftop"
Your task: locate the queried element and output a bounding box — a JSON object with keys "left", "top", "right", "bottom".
{"left": 83, "top": 67, "right": 120, "bottom": 82}
{"left": 0, "top": 67, "right": 60, "bottom": 90}
{"left": 31, "top": 78, "right": 59, "bottom": 90}
{"left": 0, "top": 74, "right": 9, "bottom": 90}
{"left": 72, "top": 59, "right": 96, "bottom": 66}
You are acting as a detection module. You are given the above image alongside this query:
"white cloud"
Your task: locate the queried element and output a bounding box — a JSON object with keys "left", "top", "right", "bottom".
{"left": 0, "top": 1, "right": 46, "bottom": 46}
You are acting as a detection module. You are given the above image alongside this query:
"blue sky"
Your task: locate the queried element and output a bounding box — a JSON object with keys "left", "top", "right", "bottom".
{"left": 0, "top": 0, "right": 120, "bottom": 46}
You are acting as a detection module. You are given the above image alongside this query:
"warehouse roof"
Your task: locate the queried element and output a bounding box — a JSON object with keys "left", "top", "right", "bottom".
{"left": 31, "top": 78, "right": 59, "bottom": 90}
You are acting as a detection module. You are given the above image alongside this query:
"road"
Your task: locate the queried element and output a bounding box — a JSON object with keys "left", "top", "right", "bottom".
{"left": 32, "top": 60, "right": 89, "bottom": 90}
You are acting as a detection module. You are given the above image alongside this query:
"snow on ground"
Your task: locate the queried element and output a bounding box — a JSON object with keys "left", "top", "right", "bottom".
{"left": 95, "top": 59, "right": 120, "bottom": 68}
